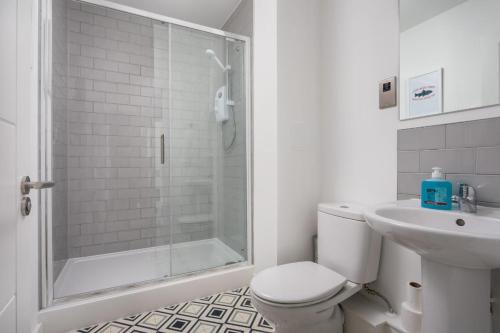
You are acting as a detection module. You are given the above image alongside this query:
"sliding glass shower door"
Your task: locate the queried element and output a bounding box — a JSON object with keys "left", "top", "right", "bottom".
{"left": 168, "top": 26, "right": 248, "bottom": 276}
{"left": 41, "top": 0, "right": 250, "bottom": 305}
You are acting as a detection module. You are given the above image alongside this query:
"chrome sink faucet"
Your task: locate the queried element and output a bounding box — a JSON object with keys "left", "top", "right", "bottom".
{"left": 452, "top": 184, "right": 477, "bottom": 213}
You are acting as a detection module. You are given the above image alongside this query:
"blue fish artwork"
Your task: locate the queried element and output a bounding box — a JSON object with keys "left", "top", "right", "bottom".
{"left": 414, "top": 89, "right": 433, "bottom": 98}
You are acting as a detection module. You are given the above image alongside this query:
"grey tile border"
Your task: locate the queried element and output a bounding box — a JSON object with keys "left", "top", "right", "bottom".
{"left": 398, "top": 125, "right": 445, "bottom": 151}
{"left": 445, "top": 122, "right": 470, "bottom": 149}
{"left": 445, "top": 117, "right": 500, "bottom": 148}
{"left": 397, "top": 128, "right": 419, "bottom": 151}
{"left": 478, "top": 201, "right": 500, "bottom": 208}
{"left": 445, "top": 174, "right": 500, "bottom": 203}
{"left": 397, "top": 173, "right": 427, "bottom": 196}
{"left": 397, "top": 194, "right": 419, "bottom": 200}
{"left": 419, "top": 148, "right": 476, "bottom": 174}
{"left": 476, "top": 147, "right": 500, "bottom": 175}
{"left": 398, "top": 117, "right": 500, "bottom": 205}
{"left": 398, "top": 151, "right": 420, "bottom": 173}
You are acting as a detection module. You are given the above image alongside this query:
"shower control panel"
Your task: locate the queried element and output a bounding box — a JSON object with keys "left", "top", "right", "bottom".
{"left": 215, "top": 86, "right": 231, "bottom": 122}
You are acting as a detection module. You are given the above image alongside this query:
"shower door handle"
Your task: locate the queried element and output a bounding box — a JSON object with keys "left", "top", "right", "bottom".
{"left": 160, "top": 134, "right": 165, "bottom": 165}
{"left": 21, "top": 176, "right": 55, "bottom": 194}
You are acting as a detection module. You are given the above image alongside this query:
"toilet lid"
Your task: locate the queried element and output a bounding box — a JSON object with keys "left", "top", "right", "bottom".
{"left": 250, "top": 262, "right": 347, "bottom": 304}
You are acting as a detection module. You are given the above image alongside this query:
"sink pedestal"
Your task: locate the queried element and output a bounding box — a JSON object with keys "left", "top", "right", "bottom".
{"left": 422, "top": 258, "right": 491, "bottom": 333}
{"left": 364, "top": 200, "right": 500, "bottom": 332}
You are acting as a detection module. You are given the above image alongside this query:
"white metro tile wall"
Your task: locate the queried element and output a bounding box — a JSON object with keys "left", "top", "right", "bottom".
{"left": 52, "top": 0, "right": 69, "bottom": 278}
{"left": 218, "top": 43, "right": 247, "bottom": 257}
{"left": 218, "top": 0, "right": 252, "bottom": 258}
{"left": 61, "top": 1, "right": 224, "bottom": 258}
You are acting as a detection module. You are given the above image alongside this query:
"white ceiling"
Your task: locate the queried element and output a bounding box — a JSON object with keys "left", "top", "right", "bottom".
{"left": 110, "top": 0, "right": 243, "bottom": 29}
{"left": 400, "top": 0, "right": 467, "bottom": 31}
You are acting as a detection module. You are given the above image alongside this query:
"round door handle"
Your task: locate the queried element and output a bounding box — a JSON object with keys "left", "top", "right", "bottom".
{"left": 21, "top": 197, "right": 32, "bottom": 216}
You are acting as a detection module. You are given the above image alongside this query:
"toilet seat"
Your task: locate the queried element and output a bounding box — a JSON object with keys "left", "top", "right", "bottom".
{"left": 250, "top": 262, "right": 347, "bottom": 306}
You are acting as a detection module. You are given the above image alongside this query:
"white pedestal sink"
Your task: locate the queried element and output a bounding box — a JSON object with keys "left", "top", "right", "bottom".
{"left": 364, "top": 199, "right": 500, "bottom": 333}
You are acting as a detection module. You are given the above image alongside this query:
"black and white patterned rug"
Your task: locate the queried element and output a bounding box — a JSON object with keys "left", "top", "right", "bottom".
{"left": 74, "top": 287, "right": 274, "bottom": 333}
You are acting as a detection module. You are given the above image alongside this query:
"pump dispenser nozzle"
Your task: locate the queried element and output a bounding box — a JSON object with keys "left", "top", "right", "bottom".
{"left": 431, "top": 167, "right": 444, "bottom": 179}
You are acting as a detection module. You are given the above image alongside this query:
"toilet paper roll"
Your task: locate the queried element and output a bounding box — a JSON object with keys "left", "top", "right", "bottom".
{"left": 401, "top": 301, "right": 422, "bottom": 333}
{"left": 406, "top": 281, "right": 422, "bottom": 312}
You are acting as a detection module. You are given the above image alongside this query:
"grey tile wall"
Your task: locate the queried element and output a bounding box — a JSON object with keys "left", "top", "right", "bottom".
{"left": 52, "top": 0, "right": 69, "bottom": 279}
{"left": 218, "top": 41, "right": 247, "bottom": 257}
{"left": 220, "top": 0, "right": 252, "bottom": 258}
{"left": 397, "top": 117, "right": 500, "bottom": 206}
{"left": 57, "top": 1, "right": 225, "bottom": 258}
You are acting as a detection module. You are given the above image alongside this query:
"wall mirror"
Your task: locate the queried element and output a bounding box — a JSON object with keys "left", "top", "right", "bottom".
{"left": 399, "top": 0, "right": 500, "bottom": 120}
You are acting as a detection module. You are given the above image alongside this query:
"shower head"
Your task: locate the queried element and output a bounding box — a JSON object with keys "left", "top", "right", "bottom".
{"left": 205, "top": 49, "right": 230, "bottom": 72}
{"left": 205, "top": 49, "right": 216, "bottom": 58}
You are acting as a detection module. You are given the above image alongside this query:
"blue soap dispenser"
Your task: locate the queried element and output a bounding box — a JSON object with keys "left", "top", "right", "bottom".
{"left": 421, "top": 167, "right": 452, "bottom": 210}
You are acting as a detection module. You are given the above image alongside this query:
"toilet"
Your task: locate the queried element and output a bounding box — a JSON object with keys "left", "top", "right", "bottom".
{"left": 250, "top": 203, "right": 382, "bottom": 333}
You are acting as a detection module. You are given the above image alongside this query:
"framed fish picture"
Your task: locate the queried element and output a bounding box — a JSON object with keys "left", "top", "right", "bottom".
{"left": 408, "top": 69, "right": 443, "bottom": 118}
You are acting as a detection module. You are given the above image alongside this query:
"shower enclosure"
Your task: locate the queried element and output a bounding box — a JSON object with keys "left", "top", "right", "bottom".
{"left": 40, "top": 0, "right": 251, "bottom": 305}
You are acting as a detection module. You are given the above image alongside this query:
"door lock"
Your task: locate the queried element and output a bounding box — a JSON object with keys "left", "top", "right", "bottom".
{"left": 21, "top": 197, "right": 32, "bottom": 216}
{"left": 20, "top": 176, "right": 55, "bottom": 216}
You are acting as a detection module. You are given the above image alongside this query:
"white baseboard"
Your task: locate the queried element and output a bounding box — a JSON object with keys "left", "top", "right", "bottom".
{"left": 39, "top": 265, "right": 253, "bottom": 333}
{"left": 343, "top": 294, "right": 406, "bottom": 333}
{"left": 32, "top": 323, "right": 43, "bottom": 333}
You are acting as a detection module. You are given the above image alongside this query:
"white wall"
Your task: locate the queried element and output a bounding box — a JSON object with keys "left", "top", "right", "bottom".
{"left": 0, "top": 0, "right": 18, "bottom": 330}
{"left": 228, "top": 0, "right": 322, "bottom": 268}
{"left": 276, "top": 0, "right": 321, "bottom": 264}
{"left": 400, "top": 0, "right": 500, "bottom": 119}
{"left": 252, "top": 0, "right": 278, "bottom": 271}
{"left": 223, "top": 0, "right": 252, "bottom": 36}
{"left": 318, "top": 0, "right": 421, "bottom": 313}
{"left": 101, "top": 0, "right": 241, "bottom": 29}
{"left": 319, "top": 0, "right": 500, "bottom": 316}
{"left": 253, "top": 0, "right": 322, "bottom": 269}
{"left": 17, "top": 0, "right": 42, "bottom": 331}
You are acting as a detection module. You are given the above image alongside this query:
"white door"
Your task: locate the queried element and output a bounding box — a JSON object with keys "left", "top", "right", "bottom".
{"left": 0, "top": 0, "right": 20, "bottom": 330}
{"left": 1, "top": 0, "right": 40, "bottom": 332}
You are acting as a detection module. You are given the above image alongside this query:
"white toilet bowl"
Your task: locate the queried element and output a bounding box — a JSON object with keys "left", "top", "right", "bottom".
{"left": 250, "top": 203, "right": 382, "bottom": 333}
{"left": 250, "top": 262, "right": 362, "bottom": 333}
{"left": 251, "top": 293, "right": 343, "bottom": 333}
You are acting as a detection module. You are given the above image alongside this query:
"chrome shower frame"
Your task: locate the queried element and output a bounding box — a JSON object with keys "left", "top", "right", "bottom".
{"left": 39, "top": 0, "right": 253, "bottom": 308}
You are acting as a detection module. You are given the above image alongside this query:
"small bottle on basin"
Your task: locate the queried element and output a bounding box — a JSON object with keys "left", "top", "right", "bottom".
{"left": 421, "top": 167, "right": 452, "bottom": 210}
